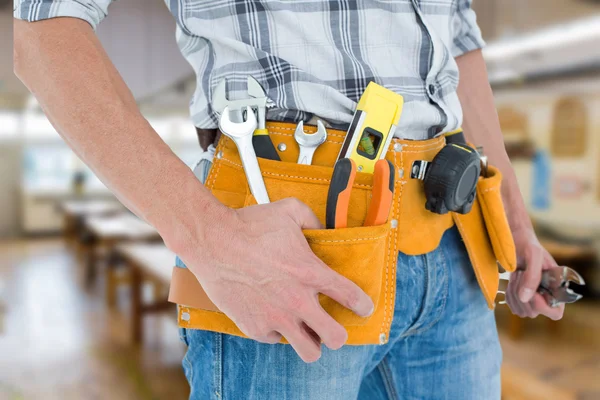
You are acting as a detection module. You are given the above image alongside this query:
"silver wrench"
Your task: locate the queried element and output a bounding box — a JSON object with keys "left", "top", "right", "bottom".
{"left": 294, "top": 120, "right": 328, "bottom": 165}
{"left": 218, "top": 106, "right": 270, "bottom": 204}
{"left": 213, "top": 77, "right": 280, "bottom": 161}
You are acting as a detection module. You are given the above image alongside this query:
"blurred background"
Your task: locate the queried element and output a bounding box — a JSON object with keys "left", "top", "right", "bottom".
{"left": 1, "top": 0, "right": 599, "bottom": 399}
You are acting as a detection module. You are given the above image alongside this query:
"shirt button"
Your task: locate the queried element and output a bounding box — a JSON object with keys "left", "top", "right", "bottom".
{"left": 428, "top": 84, "right": 436, "bottom": 95}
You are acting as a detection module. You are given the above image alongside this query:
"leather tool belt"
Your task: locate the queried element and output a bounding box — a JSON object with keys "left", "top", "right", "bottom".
{"left": 168, "top": 121, "right": 517, "bottom": 345}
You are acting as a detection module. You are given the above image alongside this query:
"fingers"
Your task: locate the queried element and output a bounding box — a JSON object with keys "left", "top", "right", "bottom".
{"left": 507, "top": 271, "right": 528, "bottom": 317}
{"left": 278, "top": 198, "right": 323, "bottom": 230}
{"left": 316, "top": 268, "right": 374, "bottom": 318}
{"left": 530, "top": 294, "right": 565, "bottom": 321}
{"left": 506, "top": 271, "right": 565, "bottom": 320}
{"left": 255, "top": 331, "right": 283, "bottom": 344}
{"left": 301, "top": 297, "right": 348, "bottom": 350}
{"left": 518, "top": 245, "right": 544, "bottom": 303}
{"left": 278, "top": 320, "right": 322, "bottom": 363}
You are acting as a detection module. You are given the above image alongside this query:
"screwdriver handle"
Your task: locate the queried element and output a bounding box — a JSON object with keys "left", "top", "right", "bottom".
{"left": 252, "top": 129, "right": 281, "bottom": 161}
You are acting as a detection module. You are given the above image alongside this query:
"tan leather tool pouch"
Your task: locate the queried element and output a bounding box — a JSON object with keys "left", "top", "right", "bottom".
{"left": 169, "top": 122, "right": 515, "bottom": 344}
{"left": 453, "top": 165, "right": 517, "bottom": 309}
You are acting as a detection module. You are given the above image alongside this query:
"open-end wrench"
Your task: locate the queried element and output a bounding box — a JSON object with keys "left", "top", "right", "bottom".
{"left": 213, "top": 78, "right": 279, "bottom": 160}
{"left": 218, "top": 106, "right": 270, "bottom": 204}
{"left": 499, "top": 266, "right": 585, "bottom": 307}
{"left": 294, "top": 120, "right": 328, "bottom": 165}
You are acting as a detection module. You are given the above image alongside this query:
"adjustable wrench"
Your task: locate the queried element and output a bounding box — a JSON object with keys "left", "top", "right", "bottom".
{"left": 218, "top": 106, "right": 270, "bottom": 204}
{"left": 213, "top": 77, "right": 280, "bottom": 160}
{"left": 294, "top": 120, "right": 328, "bottom": 165}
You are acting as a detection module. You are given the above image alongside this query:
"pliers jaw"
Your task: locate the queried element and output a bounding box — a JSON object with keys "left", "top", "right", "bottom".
{"left": 538, "top": 267, "right": 585, "bottom": 307}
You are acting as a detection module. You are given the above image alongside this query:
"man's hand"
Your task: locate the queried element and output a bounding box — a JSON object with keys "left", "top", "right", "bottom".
{"left": 505, "top": 227, "right": 565, "bottom": 320}
{"left": 455, "top": 50, "right": 565, "bottom": 322}
{"left": 178, "top": 198, "right": 375, "bottom": 363}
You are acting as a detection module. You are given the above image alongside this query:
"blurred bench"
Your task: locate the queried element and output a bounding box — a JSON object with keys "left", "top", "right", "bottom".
{"left": 82, "top": 213, "right": 161, "bottom": 300}
{"left": 115, "top": 243, "right": 175, "bottom": 343}
{"left": 58, "top": 199, "right": 124, "bottom": 250}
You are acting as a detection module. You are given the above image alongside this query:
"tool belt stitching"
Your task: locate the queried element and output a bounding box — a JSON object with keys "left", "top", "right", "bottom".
{"left": 269, "top": 131, "right": 346, "bottom": 142}
{"left": 307, "top": 235, "right": 388, "bottom": 244}
{"left": 267, "top": 125, "right": 453, "bottom": 150}
{"left": 206, "top": 141, "right": 225, "bottom": 191}
{"left": 217, "top": 155, "right": 376, "bottom": 189}
{"left": 386, "top": 146, "right": 402, "bottom": 333}
{"left": 481, "top": 187, "right": 499, "bottom": 194}
{"left": 265, "top": 125, "right": 447, "bottom": 151}
{"left": 220, "top": 131, "right": 445, "bottom": 166}
{"left": 266, "top": 125, "right": 348, "bottom": 139}
{"left": 394, "top": 147, "right": 444, "bottom": 154}
{"left": 387, "top": 141, "right": 445, "bottom": 154}
{"left": 381, "top": 150, "right": 400, "bottom": 337}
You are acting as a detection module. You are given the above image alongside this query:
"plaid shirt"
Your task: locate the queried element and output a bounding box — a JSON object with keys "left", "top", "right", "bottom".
{"left": 15, "top": 0, "right": 485, "bottom": 139}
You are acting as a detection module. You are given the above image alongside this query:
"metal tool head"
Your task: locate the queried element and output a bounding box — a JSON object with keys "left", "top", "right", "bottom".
{"left": 247, "top": 76, "right": 276, "bottom": 108}
{"left": 246, "top": 76, "right": 266, "bottom": 99}
{"left": 479, "top": 155, "right": 489, "bottom": 178}
{"left": 540, "top": 266, "right": 585, "bottom": 307}
{"left": 294, "top": 120, "right": 328, "bottom": 147}
{"left": 212, "top": 78, "right": 268, "bottom": 114}
{"left": 218, "top": 106, "right": 257, "bottom": 138}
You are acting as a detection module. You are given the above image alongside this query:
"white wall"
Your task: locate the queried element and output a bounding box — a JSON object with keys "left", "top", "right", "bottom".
{"left": 96, "top": 0, "right": 193, "bottom": 99}
{"left": 494, "top": 79, "right": 600, "bottom": 224}
{"left": 0, "top": 141, "right": 23, "bottom": 237}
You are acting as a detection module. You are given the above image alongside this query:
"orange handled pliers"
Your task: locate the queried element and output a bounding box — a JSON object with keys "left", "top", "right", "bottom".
{"left": 325, "top": 158, "right": 395, "bottom": 229}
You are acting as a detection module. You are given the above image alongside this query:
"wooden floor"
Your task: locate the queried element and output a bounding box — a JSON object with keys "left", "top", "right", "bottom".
{"left": 0, "top": 238, "right": 598, "bottom": 399}
{"left": 0, "top": 239, "right": 189, "bottom": 400}
{"left": 497, "top": 304, "right": 600, "bottom": 400}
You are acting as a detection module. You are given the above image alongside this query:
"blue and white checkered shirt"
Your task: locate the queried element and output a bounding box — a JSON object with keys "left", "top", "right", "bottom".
{"left": 15, "top": 0, "right": 485, "bottom": 140}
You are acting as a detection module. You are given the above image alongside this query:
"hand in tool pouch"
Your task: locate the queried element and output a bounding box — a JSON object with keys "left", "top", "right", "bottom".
{"left": 505, "top": 227, "right": 565, "bottom": 320}
{"left": 177, "top": 198, "right": 375, "bottom": 363}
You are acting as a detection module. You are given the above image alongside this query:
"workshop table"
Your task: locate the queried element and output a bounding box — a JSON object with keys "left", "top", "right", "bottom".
{"left": 82, "top": 213, "right": 161, "bottom": 301}
{"left": 58, "top": 199, "right": 124, "bottom": 247}
{"left": 115, "top": 243, "right": 176, "bottom": 344}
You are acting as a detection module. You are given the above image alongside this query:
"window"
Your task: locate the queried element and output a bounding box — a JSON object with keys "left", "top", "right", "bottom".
{"left": 550, "top": 97, "right": 587, "bottom": 158}
{"left": 498, "top": 107, "right": 528, "bottom": 139}
{"left": 23, "top": 144, "right": 76, "bottom": 191}
{"left": 0, "top": 112, "right": 19, "bottom": 140}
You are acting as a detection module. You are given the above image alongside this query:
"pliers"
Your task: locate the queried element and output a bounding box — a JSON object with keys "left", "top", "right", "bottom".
{"left": 326, "top": 158, "right": 395, "bottom": 229}
{"left": 500, "top": 266, "right": 585, "bottom": 307}
{"left": 539, "top": 266, "right": 585, "bottom": 307}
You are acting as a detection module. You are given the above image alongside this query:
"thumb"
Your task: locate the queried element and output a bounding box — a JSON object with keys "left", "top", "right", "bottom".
{"left": 278, "top": 198, "right": 323, "bottom": 230}
{"left": 518, "top": 245, "right": 543, "bottom": 303}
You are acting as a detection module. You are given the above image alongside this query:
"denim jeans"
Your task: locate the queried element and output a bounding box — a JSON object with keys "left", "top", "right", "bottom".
{"left": 176, "top": 226, "right": 502, "bottom": 400}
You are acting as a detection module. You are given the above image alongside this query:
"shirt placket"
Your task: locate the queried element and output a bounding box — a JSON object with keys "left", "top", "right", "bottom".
{"left": 410, "top": 0, "right": 453, "bottom": 134}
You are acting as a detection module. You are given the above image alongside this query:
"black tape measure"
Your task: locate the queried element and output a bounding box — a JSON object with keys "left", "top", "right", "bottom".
{"left": 411, "top": 143, "right": 481, "bottom": 215}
